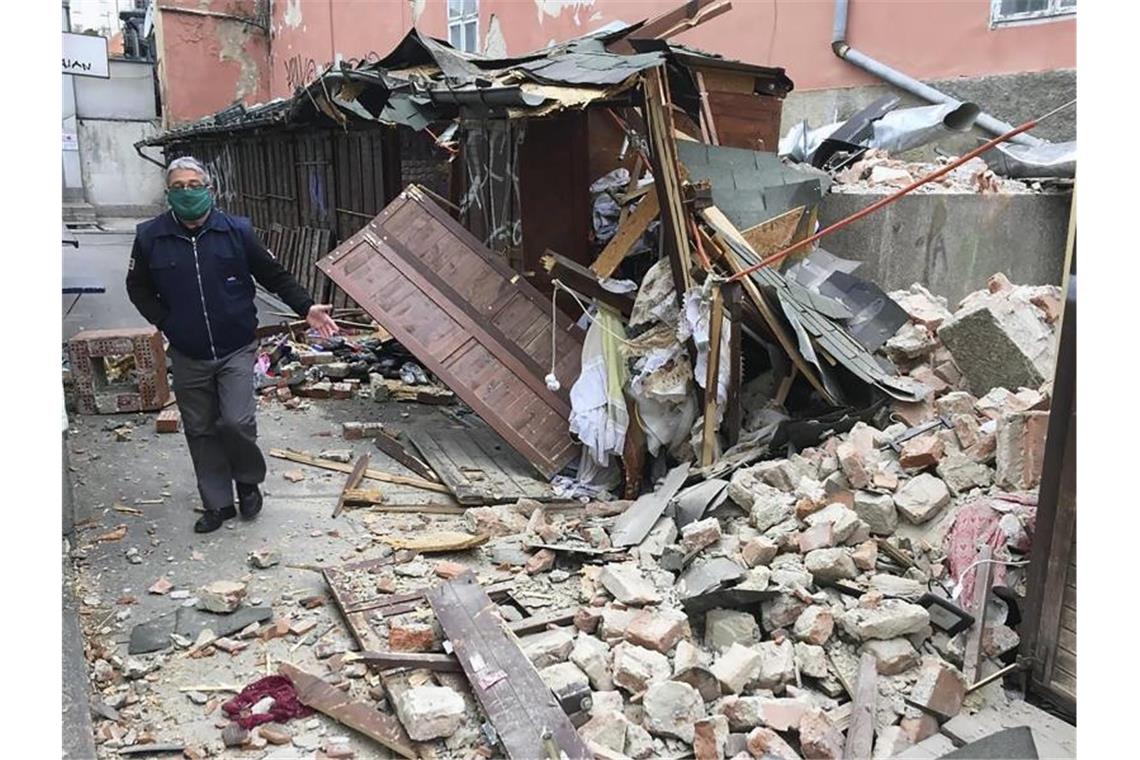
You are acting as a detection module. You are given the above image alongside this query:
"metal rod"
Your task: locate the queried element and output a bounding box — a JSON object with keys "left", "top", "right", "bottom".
{"left": 727, "top": 102, "right": 1075, "bottom": 283}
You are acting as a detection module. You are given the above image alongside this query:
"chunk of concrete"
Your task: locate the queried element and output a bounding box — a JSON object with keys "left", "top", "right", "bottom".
{"left": 909, "top": 657, "right": 967, "bottom": 719}
{"left": 936, "top": 452, "right": 993, "bottom": 494}
{"left": 626, "top": 607, "right": 690, "bottom": 654}
{"left": 579, "top": 711, "right": 628, "bottom": 753}
{"left": 793, "top": 606, "right": 834, "bottom": 646}
{"left": 894, "top": 474, "right": 951, "bottom": 524}
{"left": 868, "top": 574, "right": 926, "bottom": 601}
{"left": 197, "top": 581, "right": 247, "bottom": 614}
{"left": 859, "top": 638, "right": 919, "bottom": 676}
{"left": 937, "top": 292, "right": 1056, "bottom": 396}
{"left": 539, "top": 661, "right": 590, "bottom": 695}
{"left": 754, "top": 640, "right": 796, "bottom": 691}
{"left": 995, "top": 410, "right": 1049, "bottom": 490}
{"left": 804, "top": 503, "right": 862, "bottom": 543}
{"left": 717, "top": 695, "right": 765, "bottom": 731}
{"left": 571, "top": 634, "right": 613, "bottom": 691}
{"left": 600, "top": 563, "right": 661, "bottom": 606}
{"left": 394, "top": 685, "right": 465, "bottom": 741}
{"left": 794, "top": 642, "right": 829, "bottom": 679}
{"left": 741, "top": 537, "right": 779, "bottom": 567}
{"left": 682, "top": 517, "right": 723, "bottom": 554}
{"left": 804, "top": 548, "right": 857, "bottom": 583}
{"left": 710, "top": 643, "right": 762, "bottom": 694}
{"left": 642, "top": 681, "right": 706, "bottom": 742}
{"left": 520, "top": 627, "right": 574, "bottom": 668}
{"left": 799, "top": 708, "right": 843, "bottom": 760}
{"left": 852, "top": 491, "right": 898, "bottom": 536}
{"left": 839, "top": 599, "right": 931, "bottom": 641}
{"left": 745, "top": 727, "right": 802, "bottom": 760}
{"left": 705, "top": 609, "right": 760, "bottom": 653}
{"left": 612, "top": 643, "right": 671, "bottom": 693}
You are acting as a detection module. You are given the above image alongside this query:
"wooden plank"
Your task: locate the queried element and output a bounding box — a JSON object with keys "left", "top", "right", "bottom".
{"left": 700, "top": 206, "right": 835, "bottom": 403}
{"left": 741, "top": 206, "right": 804, "bottom": 257}
{"left": 409, "top": 428, "right": 554, "bottom": 505}
{"left": 427, "top": 573, "right": 591, "bottom": 760}
{"left": 700, "top": 283, "right": 724, "bottom": 467}
{"left": 962, "top": 546, "right": 995, "bottom": 685}
{"left": 373, "top": 431, "right": 439, "bottom": 482}
{"left": 543, "top": 249, "right": 636, "bottom": 317}
{"left": 268, "top": 448, "right": 451, "bottom": 494}
{"left": 694, "top": 70, "right": 720, "bottom": 145}
{"left": 842, "top": 652, "right": 877, "bottom": 760}
{"left": 609, "top": 462, "right": 690, "bottom": 547}
{"left": 723, "top": 281, "right": 742, "bottom": 447}
{"left": 352, "top": 651, "right": 461, "bottom": 673}
{"left": 609, "top": 0, "right": 732, "bottom": 52}
{"left": 590, "top": 187, "right": 659, "bottom": 279}
{"left": 643, "top": 66, "right": 694, "bottom": 301}
{"left": 278, "top": 663, "right": 418, "bottom": 759}
{"left": 334, "top": 453, "right": 371, "bottom": 518}
{"left": 318, "top": 187, "right": 583, "bottom": 478}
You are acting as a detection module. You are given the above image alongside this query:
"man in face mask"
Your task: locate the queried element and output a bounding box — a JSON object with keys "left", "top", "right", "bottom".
{"left": 126, "top": 156, "right": 340, "bottom": 533}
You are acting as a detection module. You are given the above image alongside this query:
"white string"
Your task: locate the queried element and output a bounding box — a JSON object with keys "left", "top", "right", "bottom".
{"left": 547, "top": 278, "right": 642, "bottom": 391}
{"left": 951, "top": 556, "right": 1030, "bottom": 602}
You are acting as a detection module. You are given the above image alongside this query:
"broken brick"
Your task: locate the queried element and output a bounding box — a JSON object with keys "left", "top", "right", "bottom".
{"left": 626, "top": 607, "right": 690, "bottom": 653}
{"left": 899, "top": 434, "right": 944, "bottom": 469}
{"left": 155, "top": 408, "right": 180, "bottom": 433}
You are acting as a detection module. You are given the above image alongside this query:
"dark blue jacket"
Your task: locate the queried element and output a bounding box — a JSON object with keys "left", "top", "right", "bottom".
{"left": 126, "top": 209, "right": 314, "bottom": 360}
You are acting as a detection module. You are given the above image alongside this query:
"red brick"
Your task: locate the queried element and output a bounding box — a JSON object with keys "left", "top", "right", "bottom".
{"left": 799, "top": 708, "right": 843, "bottom": 759}
{"left": 434, "top": 560, "right": 469, "bottom": 579}
{"left": 525, "top": 549, "right": 556, "bottom": 575}
{"left": 331, "top": 382, "right": 353, "bottom": 399}
{"left": 899, "top": 714, "right": 939, "bottom": 743}
{"left": 389, "top": 620, "right": 437, "bottom": 652}
{"left": 625, "top": 608, "right": 689, "bottom": 653}
{"left": 899, "top": 434, "right": 944, "bottom": 469}
{"left": 995, "top": 411, "right": 1049, "bottom": 490}
{"left": 155, "top": 408, "right": 181, "bottom": 434}
{"left": 798, "top": 523, "right": 835, "bottom": 553}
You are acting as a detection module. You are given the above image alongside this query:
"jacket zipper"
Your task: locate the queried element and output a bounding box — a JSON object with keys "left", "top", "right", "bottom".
{"left": 179, "top": 232, "right": 218, "bottom": 359}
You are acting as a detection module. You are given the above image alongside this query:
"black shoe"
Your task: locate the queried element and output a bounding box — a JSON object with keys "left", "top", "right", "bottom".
{"left": 237, "top": 483, "right": 263, "bottom": 520}
{"left": 195, "top": 505, "right": 237, "bottom": 533}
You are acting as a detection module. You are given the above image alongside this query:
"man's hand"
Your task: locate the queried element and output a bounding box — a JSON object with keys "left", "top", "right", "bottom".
{"left": 306, "top": 304, "right": 340, "bottom": 338}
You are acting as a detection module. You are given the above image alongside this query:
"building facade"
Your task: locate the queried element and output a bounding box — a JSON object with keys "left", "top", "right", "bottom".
{"left": 153, "top": 0, "right": 1075, "bottom": 141}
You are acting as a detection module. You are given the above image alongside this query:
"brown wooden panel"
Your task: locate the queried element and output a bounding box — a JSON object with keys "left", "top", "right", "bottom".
{"left": 318, "top": 188, "right": 582, "bottom": 478}
{"left": 707, "top": 91, "right": 783, "bottom": 153}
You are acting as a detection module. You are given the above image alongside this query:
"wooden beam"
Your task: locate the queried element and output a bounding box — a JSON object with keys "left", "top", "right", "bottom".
{"left": 700, "top": 284, "right": 724, "bottom": 467}
{"left": 618, "top": 154, "right": 644, "bottom": 225}
{"left": 699, "top": 206, "right": 835, "bottom": 403}
{"left": 695, "top": 70, "right": 720, "bottom": 146}
{"left": 269, "top": 448, "right": 452, "bottom": 494}
{"left": 590, "top": 187, "right": 659, "bottom": 279}
{"left": 842, "top": 652, "right": 877, "bottom": 760}
{"left": 608, "top": 0, "right": 733, "bottom": 53}
{"left": 722, "top": 281, "right": 742, "bottom": 447}
{"left": 643, "top": 66, "right": 694, "bottom": 303}
{"left": 350, "top": 651, "right": 461, "bottom": 673}
{"left": 334, "top": 453, "right": 371, "bottom": 518}
{"left": 962, "top": 546, "right": 995, "bottom": 685}
{"left": 279, "top": 663, "right": 418, "bottom": 759}
{"left": 543, "top": 250, "right": 635, "bottom": 317}
{"left": 373, "top": 430, "right": 439, "bottom": 482}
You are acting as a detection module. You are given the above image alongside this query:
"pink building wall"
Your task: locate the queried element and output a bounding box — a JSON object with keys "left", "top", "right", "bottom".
{"left": 160, "top": 0, "right": 1075, "bottom": 125}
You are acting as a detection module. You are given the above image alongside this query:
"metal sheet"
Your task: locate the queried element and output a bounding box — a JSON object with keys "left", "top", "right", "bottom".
{"left": 317, "top": 186, "right": 584, "bottom": 478}
{"left": 609, "top": 462, "right": 691, "bottom": 547}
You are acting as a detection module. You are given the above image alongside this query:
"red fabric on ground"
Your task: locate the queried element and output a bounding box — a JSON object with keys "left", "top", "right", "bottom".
{"left": 222, "top": 675, "right": 313, "bottom": 729}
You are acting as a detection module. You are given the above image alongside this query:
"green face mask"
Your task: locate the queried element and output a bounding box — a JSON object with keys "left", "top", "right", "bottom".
{"left": 167, "top": 186, "right": 214, "bottom": 221}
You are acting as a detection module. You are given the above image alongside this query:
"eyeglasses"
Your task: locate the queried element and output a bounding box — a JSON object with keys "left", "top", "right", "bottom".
{"left": 169, "top": 181, "right": 207, "bottom": 190}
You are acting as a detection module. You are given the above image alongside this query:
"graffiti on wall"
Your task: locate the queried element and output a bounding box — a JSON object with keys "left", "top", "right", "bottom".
{"left": 283, "top": 51, "right": 382, "bottom": 92}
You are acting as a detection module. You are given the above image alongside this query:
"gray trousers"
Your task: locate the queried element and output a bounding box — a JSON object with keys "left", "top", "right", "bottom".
{"left": 169, "top": 341, "right": 266, "bottom": 511}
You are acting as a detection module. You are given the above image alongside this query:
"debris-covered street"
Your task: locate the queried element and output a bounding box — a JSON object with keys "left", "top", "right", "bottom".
{"left": 60, "top": 1, "right": 1082, "bottom": 758}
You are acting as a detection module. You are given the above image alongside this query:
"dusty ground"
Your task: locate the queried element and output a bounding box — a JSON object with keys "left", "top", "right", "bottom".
{"left": 65, "top": 390, "right": 520, "bottom": 758}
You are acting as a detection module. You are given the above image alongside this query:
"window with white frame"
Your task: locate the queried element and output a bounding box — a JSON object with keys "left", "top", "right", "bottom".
{"left": 448, "top": 0, "right": 478, "bottom": 53}
{"left": 991, "top": 0, "right": 1075, "bottom": 26}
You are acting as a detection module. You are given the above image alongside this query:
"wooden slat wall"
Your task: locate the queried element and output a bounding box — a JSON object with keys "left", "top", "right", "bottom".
{"left": 318, "top": 187, "right": 583, "bottom": 478}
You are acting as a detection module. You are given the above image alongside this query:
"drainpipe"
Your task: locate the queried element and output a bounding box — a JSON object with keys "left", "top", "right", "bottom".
{"left": 831, "top": 0, "right": 1043, "bottom": 146}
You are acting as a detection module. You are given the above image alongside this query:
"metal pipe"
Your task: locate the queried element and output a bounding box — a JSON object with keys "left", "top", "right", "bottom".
{"left": 831, "top": 0, "right": 1043, "bottom": 147}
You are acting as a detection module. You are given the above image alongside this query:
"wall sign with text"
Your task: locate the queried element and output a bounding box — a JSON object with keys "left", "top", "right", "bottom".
{"left": 62, "top": 32, "right": 109, "bottom": 79}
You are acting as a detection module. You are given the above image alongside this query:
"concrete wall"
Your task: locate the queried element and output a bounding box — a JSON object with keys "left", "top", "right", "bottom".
{"left": 74, "top": 59, "right": 158, "bottom": 120}
{"left": 817, "top": 190, "right": 1072, "bottom": 307}
{"left": 77, "top": 119, "right": 166, "bottom": 216}
{"left": 264, "top": 0, "right": 1075, "bottom": 101}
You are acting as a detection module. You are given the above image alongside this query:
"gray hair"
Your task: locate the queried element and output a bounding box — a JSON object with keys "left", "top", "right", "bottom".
{"left": 165, "top": 156, "right": 211, "bottom": 186}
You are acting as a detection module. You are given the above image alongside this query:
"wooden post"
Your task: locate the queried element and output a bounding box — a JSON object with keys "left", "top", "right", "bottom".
{"left": 723, "top": 281, "right": 743, "bottom": 447}
{"left": 963, "top": 546, "right": 995, "bottom": 685}
{"left": 843, "top": 652, "right": 877, "bottom": 760}
{"left": 700, "top": 284, "right": 725, "bottom": 467}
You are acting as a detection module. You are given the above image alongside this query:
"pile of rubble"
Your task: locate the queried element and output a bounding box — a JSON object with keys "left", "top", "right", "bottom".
{"left": 831, "top": 150, "right": 1038, "bottom": 195}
